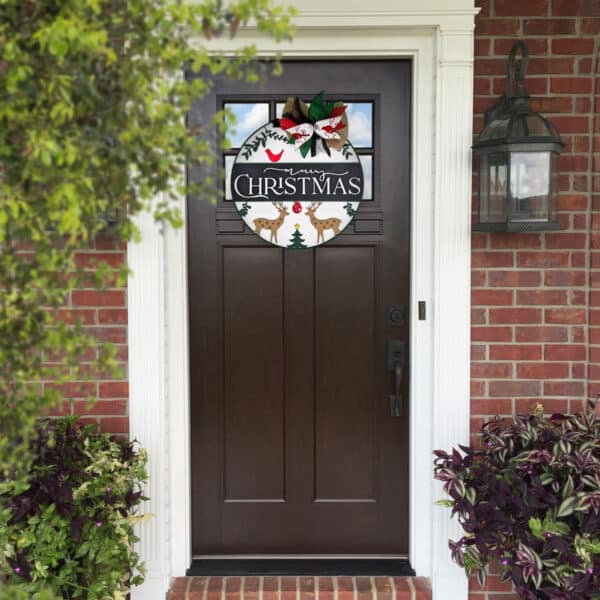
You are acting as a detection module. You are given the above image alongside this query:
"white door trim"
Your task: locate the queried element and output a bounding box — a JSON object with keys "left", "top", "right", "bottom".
{"left": 129, "top": 5, "right": 476, "bottom": 600}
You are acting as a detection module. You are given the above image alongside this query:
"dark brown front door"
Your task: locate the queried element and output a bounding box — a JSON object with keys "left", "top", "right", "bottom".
{"left": 188, "top": 61, "right": 411, "bottom": 556}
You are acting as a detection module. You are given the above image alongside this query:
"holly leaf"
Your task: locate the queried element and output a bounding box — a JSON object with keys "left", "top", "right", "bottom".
{"left": 308, "top": 91, "right": 333, "bottom": 122}
{"left": 299, "top": 138, "right": 312, "bottom": 158}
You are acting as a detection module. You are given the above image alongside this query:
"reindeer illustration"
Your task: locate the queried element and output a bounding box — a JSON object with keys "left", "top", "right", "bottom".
{"left": 253, "top": 202, "right": 289, "bottom": 243}
{"left": 305, "top": 202, "right": 342, "bottom": 244}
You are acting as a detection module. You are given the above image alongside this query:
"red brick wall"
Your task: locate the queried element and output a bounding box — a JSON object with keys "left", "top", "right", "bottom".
{"left": 470, "top": 0, "right": 599, "bottom": 598}
{"left": 46, "top": 233, "right": 129, "bottom": 436}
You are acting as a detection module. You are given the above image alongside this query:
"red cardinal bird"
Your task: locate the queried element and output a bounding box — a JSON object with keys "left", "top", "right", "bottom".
{"left": 265, "top": 149, "right": 284, "bottom": 162}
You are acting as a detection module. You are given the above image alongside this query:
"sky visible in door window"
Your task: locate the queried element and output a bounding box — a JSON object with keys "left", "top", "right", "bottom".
{"left": 345, "top": 103, "right": 372, "bottom": 148}
{"left": 225, "top": 100, "right": 372, "bottom": 200}
{"left": 225, "top": 103, "right": 269, "bottom": 147}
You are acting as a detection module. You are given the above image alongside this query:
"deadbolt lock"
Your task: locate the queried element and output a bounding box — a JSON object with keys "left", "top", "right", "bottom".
{"left": 387, "top": 304, "right": 405, "bottom": 327}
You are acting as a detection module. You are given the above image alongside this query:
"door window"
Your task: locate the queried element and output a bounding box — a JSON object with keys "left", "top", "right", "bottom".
{"left": 223, "top": 100, "right": 374, "bottom": 201}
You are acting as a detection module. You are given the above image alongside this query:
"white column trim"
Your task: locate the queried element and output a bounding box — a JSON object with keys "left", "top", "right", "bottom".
{"left": 430, "top": 27, "right": 474, "bottom": 600}
{"left": 165, "top": 207, "right": 192, "bottom": 576}
{"left": 128, "top": 210, "right": 170, "bottom": 598}
{"left": 128, "top": 5, "right": 476, "bottom": 600}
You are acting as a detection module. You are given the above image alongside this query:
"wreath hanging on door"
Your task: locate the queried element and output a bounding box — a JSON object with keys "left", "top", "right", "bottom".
{"left": 230, "top": 92, "right": 365, "bottom": 249}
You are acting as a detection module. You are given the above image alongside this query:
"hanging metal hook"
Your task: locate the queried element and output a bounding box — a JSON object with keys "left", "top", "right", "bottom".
{"left": 506, "top": 41, "right": 529, "bottom": 99}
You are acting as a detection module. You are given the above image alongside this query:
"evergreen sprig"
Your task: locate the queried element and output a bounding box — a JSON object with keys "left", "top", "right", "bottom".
{"left": 241, "top": 127, "right": 289, "bottom": 159}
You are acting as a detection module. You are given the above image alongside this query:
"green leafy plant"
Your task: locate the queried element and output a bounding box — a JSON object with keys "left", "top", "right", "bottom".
{"left": 0, "top": 418, "right": 147, "bottom": 599}
{"left": 0, "top": 588, "right": 58, "bottom": 600}
{"left": 434, "top": 405, "right": 600, "bottom": 599}
{"left": 0, "top": 0, "right": 295, "bottom": 482}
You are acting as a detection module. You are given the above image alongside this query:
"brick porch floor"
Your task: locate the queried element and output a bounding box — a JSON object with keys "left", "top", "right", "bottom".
{"left": 168, "top": 576, "right": 431, "bottom": 600}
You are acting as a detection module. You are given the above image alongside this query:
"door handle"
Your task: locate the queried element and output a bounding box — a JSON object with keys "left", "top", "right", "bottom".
{"left": 390, "top": 361, "right": 404, "bottom": 417}
{"left": 387, "top": 340, "right": 406, "bottom": 417}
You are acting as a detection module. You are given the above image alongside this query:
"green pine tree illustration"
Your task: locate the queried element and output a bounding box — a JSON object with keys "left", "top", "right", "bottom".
{"left": 287, "top": 226, "right": 307, "bottom": 249}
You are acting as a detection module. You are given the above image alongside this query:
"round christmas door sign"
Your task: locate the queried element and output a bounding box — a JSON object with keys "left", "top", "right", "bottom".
{"left": 230, "top": 92, "right": 364, "bottom": 249}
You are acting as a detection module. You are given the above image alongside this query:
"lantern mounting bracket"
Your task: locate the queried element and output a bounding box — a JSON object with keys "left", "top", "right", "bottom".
{"left": 484, "top": 41, "right": 529, "bottom": 126}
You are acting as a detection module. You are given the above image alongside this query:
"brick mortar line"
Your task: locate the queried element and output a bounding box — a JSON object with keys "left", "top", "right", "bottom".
{"left": 352, "top": 577, "right": 357, "bottom": 600}
{"left": 333, "top": 574, "right": 339, "bottom": 600}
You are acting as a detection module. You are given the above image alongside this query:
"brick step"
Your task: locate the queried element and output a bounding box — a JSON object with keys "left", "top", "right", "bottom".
{"left": 168, "top": 576, "right": 431, "bottom": 600}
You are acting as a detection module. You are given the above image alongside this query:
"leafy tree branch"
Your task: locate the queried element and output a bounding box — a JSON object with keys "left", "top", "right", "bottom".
{"left": 0, "top": 0, "right": 295, "bottom": 480}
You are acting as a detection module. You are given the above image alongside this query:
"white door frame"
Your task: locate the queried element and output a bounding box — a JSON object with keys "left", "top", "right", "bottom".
{"left": 129, "top": 5, "right": 476, "bottom": 600}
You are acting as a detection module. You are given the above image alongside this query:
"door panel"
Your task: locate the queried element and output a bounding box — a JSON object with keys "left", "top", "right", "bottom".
{"left": 223, "top": 247, "right": 285, "bottom": 501}
{"left": 314, "top": 246, "right": 377, "bottom": 502}
{"left": 188, "top": 61, "right": 411, "bottom": 556}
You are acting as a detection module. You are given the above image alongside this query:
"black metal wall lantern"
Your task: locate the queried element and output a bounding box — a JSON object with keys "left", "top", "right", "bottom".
{"left": 473, "top": 41, "right": 564, "bottom": 232}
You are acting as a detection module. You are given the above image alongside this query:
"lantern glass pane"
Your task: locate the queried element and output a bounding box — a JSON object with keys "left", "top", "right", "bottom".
{"left": 525, "top": 115, "right": 549, "bottom": 136}
{"left": 479, "top": 118, "right": 509, "bottom": 144}
{"left": 509, "top": 152, "right": 551, "bottom": 222}
{"left": 479, "top": 153, "right": 508, "bottom": 223}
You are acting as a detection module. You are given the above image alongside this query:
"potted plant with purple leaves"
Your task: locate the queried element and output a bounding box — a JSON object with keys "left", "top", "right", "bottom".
{"left": 433, "top": 404, "right": 600, "bottom": 600}
{"left": 0, "top": 417, "right": 148, "bottom": 599}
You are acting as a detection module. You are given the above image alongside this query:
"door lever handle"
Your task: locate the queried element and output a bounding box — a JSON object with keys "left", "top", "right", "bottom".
{"left": 390, "top": 361, "right": 404, "bottom": 417}
{"left": 387, "top": 340, "right": 406, "bottom": 417}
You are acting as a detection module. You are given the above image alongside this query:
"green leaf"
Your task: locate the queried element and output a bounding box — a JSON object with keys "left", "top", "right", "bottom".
{"left": 435, "top": 499, "right": 454, "bottom": 507}
{"left": 308, "top": 91, "right": 333, "bottom": 122}
{"left": 557, "top": 496, "right": 576, "bottom": 518}
{"left": 563, "top": 474, "right": 574, "bottom": 498}
{"left": 529, "top": 517, "right": 543, "bottom": 539}
{"left": 299, "top": 138, "right": 312, "bottom": 158}
{"left": 48, "top": 36, "right": 69, "bottom": 58}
